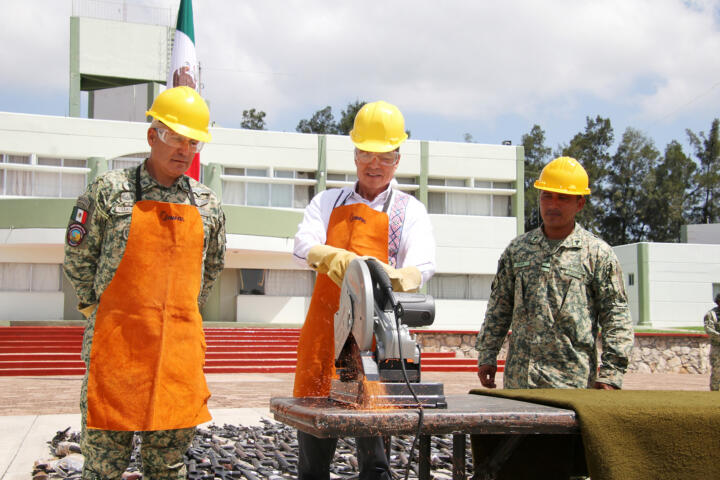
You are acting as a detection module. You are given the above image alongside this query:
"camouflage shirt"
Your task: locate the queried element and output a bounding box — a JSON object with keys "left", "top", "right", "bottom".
{"left": 63, "top": 161, "right": 226, "bottom": 309}
{"left": 704, "top": 307, "right": 720, "bottom": 346}
{"left": 475, "top": 224, "right": 634, "bottom": 389}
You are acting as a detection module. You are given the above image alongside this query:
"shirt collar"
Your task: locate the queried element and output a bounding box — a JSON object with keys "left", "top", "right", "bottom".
{"left": 140, "top": 159, "right": 189, "bottom": 192}
{"left": 349, "top": 179, "right": 397, "bottom": 205}
{"left": 531, "top": 223, "right": 584, "bottom": 249}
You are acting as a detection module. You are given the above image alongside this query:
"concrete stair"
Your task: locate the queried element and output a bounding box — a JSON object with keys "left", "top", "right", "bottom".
{"left": 0, "top": 326, "right": 502, "bottom": 376}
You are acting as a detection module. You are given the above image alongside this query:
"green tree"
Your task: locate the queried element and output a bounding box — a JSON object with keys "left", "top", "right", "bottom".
{"left": 603, "top": 128, "right": 659, "bottom": 245}
{"left": 644, "top": 141, "right": 696, "bottom": 242}
{"left": 560, "top": 116, "right": 614, "bottom": 235}
{"left": 296, "top": 106, "right": 340, "bottom": 134}
{"left": 520, "top": 125, "right": 552, "bottom": 231}
{"left": 337, "top": 100, "right": 366, "bottom": 135}
{"left": 240, "top": 108, "right": 267, "bottom": 130}
{"left": 686, "top": 118, "right": 720, "bottom": 224}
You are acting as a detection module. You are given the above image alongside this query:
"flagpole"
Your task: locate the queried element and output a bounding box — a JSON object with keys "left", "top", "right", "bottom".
{"left": 166, "top": 0, "right": 202, "bottom": 181}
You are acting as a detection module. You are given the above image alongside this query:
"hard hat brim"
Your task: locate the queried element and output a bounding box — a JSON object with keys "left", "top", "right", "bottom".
{"left": 350, "top": 134, "right": 408, "bottom": 153}
{"left": 534, "top": 182, "right": 591, "bottom": 196}
{"left": 146, "top": 110, "right": 212, "bottom": 143}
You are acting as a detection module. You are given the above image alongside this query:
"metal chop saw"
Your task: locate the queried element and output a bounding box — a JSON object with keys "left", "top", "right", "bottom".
{"left": 330, "top": 258, "right": 447, "bottom": 409}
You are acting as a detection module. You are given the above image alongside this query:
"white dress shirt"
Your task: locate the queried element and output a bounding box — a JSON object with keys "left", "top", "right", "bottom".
{"left": 293, "top": 180, "right": 436, "bottom": 285}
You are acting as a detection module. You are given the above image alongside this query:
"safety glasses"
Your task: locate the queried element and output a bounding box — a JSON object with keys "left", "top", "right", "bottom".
{"left": 355, "top": 149, "right": 399, "bottom": 166}
{"left": 155, "top": 128, "right": 204, "bottom": 153}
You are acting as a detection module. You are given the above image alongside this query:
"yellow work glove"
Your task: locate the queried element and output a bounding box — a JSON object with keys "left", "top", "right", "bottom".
{"left": 77, "top": 303, "right": 98, "bottom": 319}
{"left": 375, "top": 262, "right": 422, "bottom": 293}
{"left": 307, "top": 245, "right": 358, "bottom": 287}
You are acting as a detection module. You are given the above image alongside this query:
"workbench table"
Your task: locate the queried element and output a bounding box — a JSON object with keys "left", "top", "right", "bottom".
{"left": 270, "top": 394, "right": 579, "bottom": 479}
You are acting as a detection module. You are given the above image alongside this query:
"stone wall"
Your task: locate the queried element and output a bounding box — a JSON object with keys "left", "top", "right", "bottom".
{"left": 414, "top": 331, "right": 711, "bottom": 374}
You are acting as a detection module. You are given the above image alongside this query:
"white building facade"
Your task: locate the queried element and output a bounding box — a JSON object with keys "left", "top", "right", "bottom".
{"left": 614, "top": 242, "right": 720, "bottom": 328}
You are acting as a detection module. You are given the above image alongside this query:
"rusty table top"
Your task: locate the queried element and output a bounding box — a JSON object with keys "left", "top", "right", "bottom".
{"left": 270, "top": 394, "right": 578, "bottom": 438}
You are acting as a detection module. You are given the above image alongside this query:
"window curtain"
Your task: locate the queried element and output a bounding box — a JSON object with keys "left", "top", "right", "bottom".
{"left": 31, "top": 264, "right": 61, "bottom": 291}
{"left": 265, "top": 270, "right": 315, "bottom": 297}
{"left": 427, "top": 274, "right": 494, "bottom": 300}
{"left": 0, "top": 263, "right": 61, "bottom": 292}
{"left": 6, "top": 171, "right": 33, "bottom": 196}
{"left": 428, "top": 274, "right": 467, "bottom": 300}
{"left": 222, "top": 181, "right": 246, "bottom": 205}
{"left": 246, "top": 168, "right": 269, "bottom": 206}
{"left": 111, "top": 157, "right": 142, "bottom": 170}
{"left": 34, "top": 171, "right": 60, "bottom": 197}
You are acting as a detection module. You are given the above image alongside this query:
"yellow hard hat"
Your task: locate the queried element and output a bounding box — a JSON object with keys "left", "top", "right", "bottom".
{"left": 534, "top": 156, "right": 591, "bottom": 195}
{"left": 146, "top": 86, "right": 212, "bottom": 143}
{"left": 350, "top": 100, "right": 408, "bottom": 153}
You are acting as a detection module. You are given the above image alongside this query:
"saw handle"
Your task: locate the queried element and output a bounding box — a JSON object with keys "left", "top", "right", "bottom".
{"left": 365, "top": 258, "right": 404, "bottom": 320}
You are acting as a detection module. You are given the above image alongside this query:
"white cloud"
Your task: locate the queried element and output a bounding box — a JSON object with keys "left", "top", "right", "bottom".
{"left": 0, "top": 0, "right": 72, "bottom": 93}
{"left": 1, "top": 0, "right": 719, "bottom": 143}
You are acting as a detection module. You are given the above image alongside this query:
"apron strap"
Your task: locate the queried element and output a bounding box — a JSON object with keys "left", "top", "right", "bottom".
{"left": 135, "top": 163, "right": 196, "bottom": 205}
{"left": 382, "top": 189, "right": 393, "bottom": 213}
{"left": 135, "top": 165, "right": 143, "bottom": 202}
{"left": 335, "top": 189, "right": 352, "bottom": 209}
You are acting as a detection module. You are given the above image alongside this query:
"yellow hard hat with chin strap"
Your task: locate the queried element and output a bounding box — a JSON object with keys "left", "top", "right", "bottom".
{"left": 534, "top": 156, "right": 591, "bottom": 195}
{"left": 350, "top": 100, "right": 408, "bottom": 153}
{"left": 146, "top": 86, "right": 212, "bottom": 143}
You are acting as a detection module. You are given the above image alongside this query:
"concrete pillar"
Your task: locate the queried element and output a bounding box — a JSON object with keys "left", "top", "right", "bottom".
{"left": 316, "top": 135, "right": 327, "bottom": 192}
{"left": 87, "top": 157, "right": 108, "bottom": 184}
{"left": 69, "top": 17, "right": 81, "bottom": 118}
{"left": 419, "top": 141, "right": 429, "bottom": 207}
{"left": 513, "top": 146, "right": 525, "bottom": 236}
{"left": 637, "top": 242, "right": 651, "bottom": 326}
{"left": 203, "top": 163, "right": 223, "bottom": 198}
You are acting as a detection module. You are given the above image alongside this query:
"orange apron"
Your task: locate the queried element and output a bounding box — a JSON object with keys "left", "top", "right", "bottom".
{"left": 293, "top": 202, "right": 389, "bottom": 397}
{"left": 86, "top": 195, "right": 211, "bottom": 431}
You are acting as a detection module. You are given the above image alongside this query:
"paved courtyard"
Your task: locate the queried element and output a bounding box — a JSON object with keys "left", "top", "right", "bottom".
{"left": 0, "top": 371, "right": 710, "bottom": 416}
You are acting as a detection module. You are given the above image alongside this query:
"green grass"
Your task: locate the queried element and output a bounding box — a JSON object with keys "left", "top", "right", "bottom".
{"left": 634, "top": 325, "right": 706, "bottom": 334}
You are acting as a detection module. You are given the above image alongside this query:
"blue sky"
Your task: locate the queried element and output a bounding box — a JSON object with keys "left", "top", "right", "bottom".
{"left": 2, "top": 0, "right": 720, "bottom": 158}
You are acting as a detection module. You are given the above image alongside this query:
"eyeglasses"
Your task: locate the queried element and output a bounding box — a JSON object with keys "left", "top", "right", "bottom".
{"left": 355, "top": 149, "right": 399, "bottom": 166}
{"left": 155, "top": 128, "right": 204, "bottom": 153}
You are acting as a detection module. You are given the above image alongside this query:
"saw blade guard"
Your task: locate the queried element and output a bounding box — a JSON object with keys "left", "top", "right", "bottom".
{"left": 334, "top": 258, "right": 375, "bottom": 360}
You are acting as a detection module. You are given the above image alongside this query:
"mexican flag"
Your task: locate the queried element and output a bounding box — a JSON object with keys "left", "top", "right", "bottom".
{"left": 167, "top": 0, "right": 201, "bottom": 180}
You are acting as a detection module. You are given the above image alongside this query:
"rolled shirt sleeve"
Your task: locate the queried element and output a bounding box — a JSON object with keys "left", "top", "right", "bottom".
{"left": 63, "top": 182, "right": 107, "bottom": 306}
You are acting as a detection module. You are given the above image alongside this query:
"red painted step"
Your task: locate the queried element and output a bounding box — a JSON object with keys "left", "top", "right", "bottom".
{"left": 0, "top": 326, "right": 488, "bottom": 376}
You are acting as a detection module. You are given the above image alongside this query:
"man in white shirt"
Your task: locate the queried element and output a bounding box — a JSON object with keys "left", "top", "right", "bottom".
{"left": 292, "top": 101, "right": 436, "bottom": 480}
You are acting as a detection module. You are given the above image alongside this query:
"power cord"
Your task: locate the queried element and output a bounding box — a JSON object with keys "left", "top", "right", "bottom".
{"left": 367, "top": 259, "right": 425, "bottom": 480}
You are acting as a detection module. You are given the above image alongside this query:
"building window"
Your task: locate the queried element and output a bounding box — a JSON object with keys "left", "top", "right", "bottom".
{"left": 427, "top": 274, "right": 494, "bottom": 300}
{"left": 223, "top": 168, "right": 315, "bottom": 208}
{"left": 628, "top": 273, "right": 635, "bottom": 286}
{"left": 0, "top": 154, "right": 87, "bottom": 198}
{"left": 238, "top": 269, "right": 265, "bottom": 295}
{"left": 713, "top": 283, "right": 720, "bottom": 300}
{"left": 0, "top": 263, "right": 61, "bottom": 292}
{"left": 110, "top": 154, "right": 144, "bottom": 170}
{"left": 395, "top": 176, "right": 418, "bottom": 198}
{"left": 326, "top": 172, "right": 358, "bottom": 186}
{"left": 427, "top": 178, "right": 513, "bottom": 216}
{"left": 238, "top": 269, "right": 315, "bottom": 297}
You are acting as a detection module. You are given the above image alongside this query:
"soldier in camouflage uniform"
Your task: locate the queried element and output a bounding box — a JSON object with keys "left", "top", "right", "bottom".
{"left": 475, "top": 156, "right": 634, "bottom": 390}
{"left": 703, "top": 293, "right": 720, "bottom": 391}
{"left": 63, "top": 87, "right": 225, "bottom": 480}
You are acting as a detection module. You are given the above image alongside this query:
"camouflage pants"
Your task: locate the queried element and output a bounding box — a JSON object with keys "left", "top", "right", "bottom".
{"left": 710, "top": 345, "right": 720, "bottom": 391}
{"left": 80, "top": 341, "right": 195, "bottom": 479}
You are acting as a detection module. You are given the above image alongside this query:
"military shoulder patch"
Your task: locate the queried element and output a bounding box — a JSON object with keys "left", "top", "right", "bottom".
{"left": 66, "top": 223, "right": 87, "bottom": 247}
{"left": 71, "top": 206, "right": 89, "bottom": 225}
